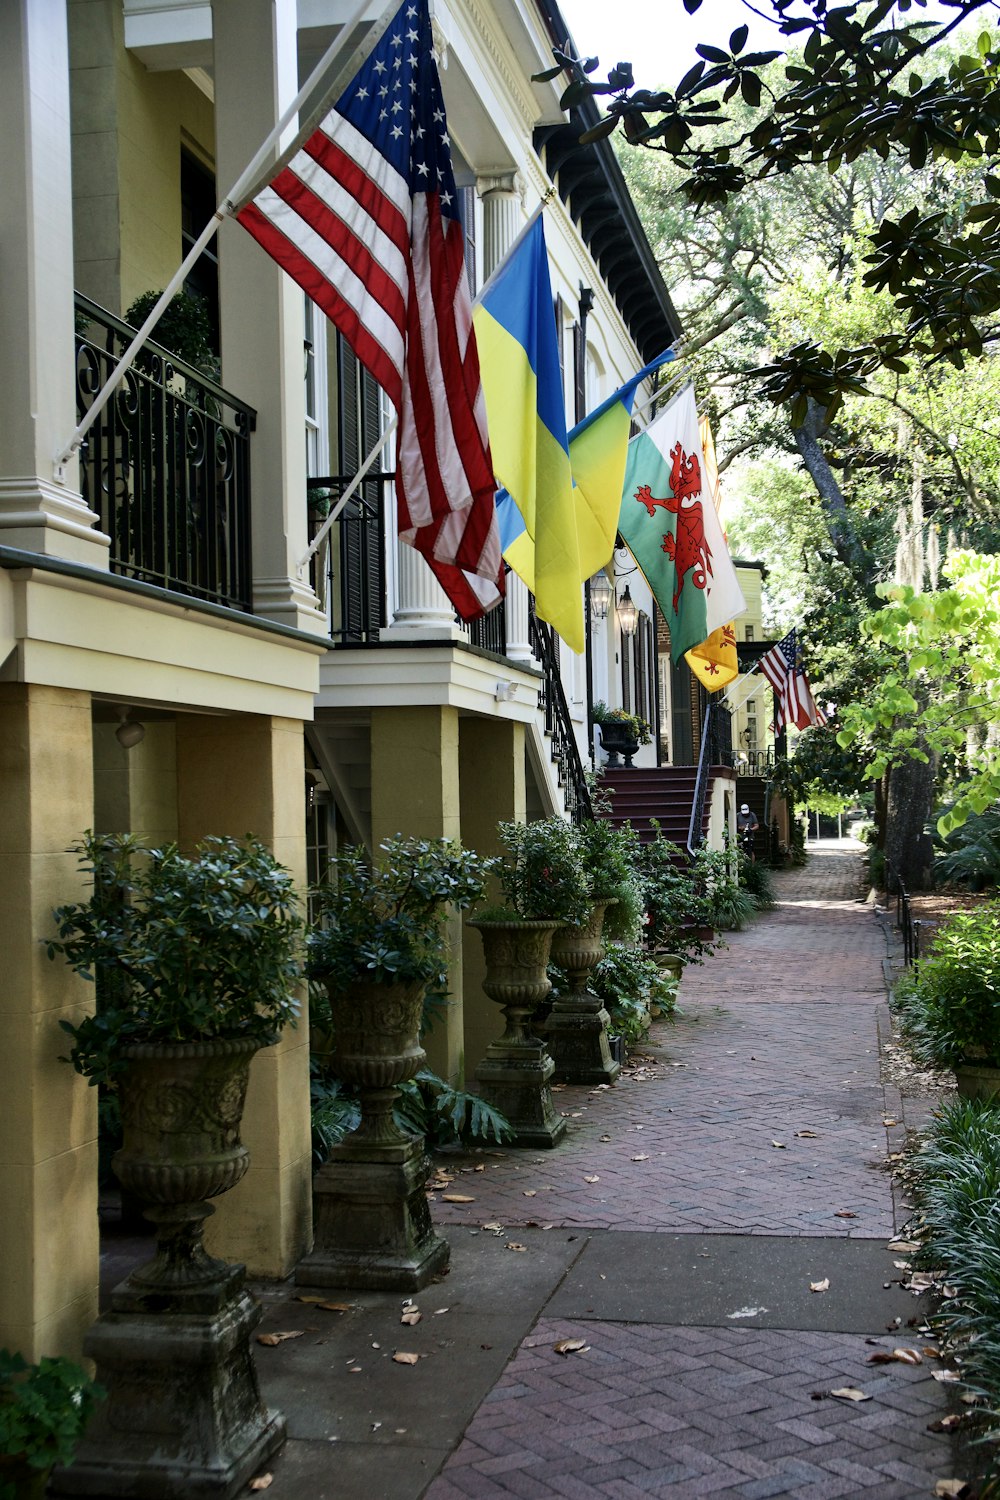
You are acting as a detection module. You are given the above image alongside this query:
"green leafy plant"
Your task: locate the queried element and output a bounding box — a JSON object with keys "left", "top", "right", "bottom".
{"left": 308, "top": 836, "right": 487, "bottom": 995}
{"left": 637, "top": 825, "right": 719, "bottom": 963}
{"left": 50, "top": 833, "right": 303, "bottom": 1084}
{"left": 576, "top": 818, "right": 644, "bottom": 940}
{"left": 0, "top": 1349, "right": 104, "bottom": 1494}
{"left": 481, "top": 818, "right": 591, "bottom": 925}
{"left": 589, "top": 942, "right": 677, "bottom": 1045}
{"left": 591, "top": 700, "right": 652, "bottom": 746}
{"left": 394, "top": 1070, "right": 512, "bottom": 1147}
{"left": 891, "top": 901, "right": 1000, "bottom": 1069}
{"left": 935, "top": 806, "right": 1000, "bottom": 893}
{"left": 124, "top": 288, "right": 218, "bottom": 378}
{"left": 737, "top": 851, "right": 778, "bottom": 911}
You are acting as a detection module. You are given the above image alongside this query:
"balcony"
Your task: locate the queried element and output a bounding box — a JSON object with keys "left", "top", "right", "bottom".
{"left": 75, "top": 295, "right": 255, "bottom": 612}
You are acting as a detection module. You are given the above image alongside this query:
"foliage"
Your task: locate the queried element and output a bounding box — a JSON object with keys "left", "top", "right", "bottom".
{"left": 308, "top": 1065, "right": 360, "bottom": 1167}
{"left": 901, "top": 1096, "right": 1000, "bottom": 1468}
{"left": 50, "top": 833, "right": 302, "bottom": 1083}
{"left": 576, "top": 818, "right": 645, "bottom": 939}
{"left": 698, "top": 843, "right": 758, "bottom": 931}
{"left": 0, "top": 1349, "right": 104, "bottom": 1486}
{"left": 837, "top": 551, "right": 1000, "bottom": 836}
{"left": 738, "top": 851, "right": 778, "bottom": 911}
{"left": 936, "top": 805, "right": 1000, "bottom": 891}
{"left": 484, "top": 818, "right": 591, "bottom": 925}
{"left": 540, "top": 0, "right": 1000, "bottom": 410}
{"left": 591, "top": 700, "right": 653, "bottom": 746}
{"left": 308, "top": 837, "right": 487, "bottom": 996}
{"left": 891, "top": 900, "right": 1000, "bottom": 1067}
{"left": 393, "top": 1070, "right": 513, "bottom": 1147}
{"left": 595, "top": 943, "right": 677, "bottom": 1038}
{"left": 124, "top": 288, "right": 218, "bottom": 377}
{"left": 637, "top": 825, "right": 720, "bottom": 961}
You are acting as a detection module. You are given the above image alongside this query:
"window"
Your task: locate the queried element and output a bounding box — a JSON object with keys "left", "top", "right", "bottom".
{"left": 458, "top": 185, "right": 478, "bottom": 293}
{"left": 304, "top": 296, "right": 329, "bottom": 478}
{"left": 744, "top": 623, "right": 755, "bottom": 642}
{"left": 180, "top": 150, "right": 219, "bottom": 355}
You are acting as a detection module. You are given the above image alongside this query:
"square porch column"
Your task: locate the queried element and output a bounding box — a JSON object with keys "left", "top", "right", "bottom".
{"left": 0, "top": 684, "right": 98, "bottom": 1359}
{"left": 176, "top": 712, "right": 311, "bottom": 1277}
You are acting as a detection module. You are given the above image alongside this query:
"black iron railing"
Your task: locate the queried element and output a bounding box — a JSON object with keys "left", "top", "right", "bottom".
{"left": 688, "top": 700, "right": 732, "bottom": 853}
{"left": 529, "top": 609, "right": 592, "bottom": 823}
{"left": 466, "top": 589, "right": 508, "bottom": 656}
{"left": 75, "top": 295, "right": 255, "bottom": 611}
{"left": 308, "top": 475, "right": 389, "bottom": 645}
{"left": 886, "top": 859, "right": 922, "bottom": 968}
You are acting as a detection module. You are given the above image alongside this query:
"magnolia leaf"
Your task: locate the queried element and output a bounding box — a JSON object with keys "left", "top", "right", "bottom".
{"left": 584, "top": 1175, "right": 600, "bottom": 1184}
{"left": 257, "top": 1330, "right": 305, "bottom": 1346}
{"left": 887, "top": 1240, "right": 920, "bottom": 1253}
{"left": 935, "top": 1482, "right": 970, "bottom": 1498}
{"left": 810, "top": 1278, "right": 830, "bottom": 1293}
{"left": 932, "top": 1368, "right": 961, "bottom": 1383}
{"left": 928, "top": 1414, "right": 963, "bottom": 1432}
{"left": 523, "top": 1190, "right": 537, "bottom": 1197}
{"left": 441, "top": 1194, "right": 476, "bottom": 1203}
{"left": 835, "top": 1210, "right": 857, "bottom": 1219}
{"left": 506, "top": 1242, "right": 528, "bottom": 1252}
{"left": 830, "top": 1387, "right": 871, "bottom": 1402}
{"left": 553, "top": 1338, "right": 589, "bottom": 1355}
{"left": 400, "top": 1311, "right": 422, "bottom": 1326}
{"left": 795, "top": 1130, "right": 818, "bottom": 1138}
{"left": 393, "top": 1351, "right": 421, "bottom": 1365}
{"left": 631, "top": 1154, "right": 650, "bottom": 1162}
{"left": 771, "top": 1140, "right": 786, "bottom": 1149}
{"left": 248, "top": 1475, "right": 274, "bottom": 1491}
{"left": 892, "top": 1348, "right": 922, "bottom": 1365}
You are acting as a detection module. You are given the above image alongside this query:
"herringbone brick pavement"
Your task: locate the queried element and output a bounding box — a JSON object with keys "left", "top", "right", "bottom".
{"left": 423, "top": 843, "right": 959, "bottom": 1498}
{"left": 426, "top": 1320, "right": 951, "bottom": 1499}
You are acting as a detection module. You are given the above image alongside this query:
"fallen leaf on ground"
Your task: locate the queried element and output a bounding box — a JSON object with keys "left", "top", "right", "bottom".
{"left": 583, "top": 1175, "right": 600, "bottom": 1184}
{"left": 771, "top": 1140, "right": 786, "bottom": 1149}
{"left": 922, "top": 1346, "right": 942, "bottom": 1358}
{"left": 506, "top": 1242, "right": 528, "bottom": 1252}
{"left": 433, "top": 1308, "right": 449, "bottom": 1315}
{"left": 393, "top": 1352, "right": 421, "bottom": 1365}
{"left": 928, "top": 1414, "right": 964, "bottom": 1432}
{"left": 932, "top": 1369, "right": 961, "bottom": 1383}
{"left": 892, "top": 1348, "right": 922, "bottom": 1365}
{"left": 483, "top": 1223, "right": 505, "bottom": 1234}
{"left": 830, "top": 1387, "right": 871, "bottom": 1402}
{"left": 835, "top": 1210, "right": 857, "bottom": 1219}
{"left": 553, "top": 1339, "right": 588, "bottom": 1356}
{"left": 935, "top": 1482, "right": 970, "bottom": 1498}
{"left": 810, "top": 1279, "right": 830, "bottom": 1293}
{"left": 248, "top": 1475, "right": 273, "bottom": 1491}
{"left": 523, "top": 1190, "right": 537, "bottom": 1197}
{"left": 257, "top": 1331, "right": 305, "bottom": 1346}
{"left": 599, "top": 1134, "right": 612, "bottom": 1143}
{"left": 400, "top": 1311, "right": 421, "bottom": 1326}
{"left": 795, "top": 1130, "right": 818, "bottom": 1138}
{"left": 295, "top": 1297, "right": 352, "bottom": 1311}
{"left": 887, "top": 1240, "right": 920, "bottom": 1253}
{"left": 474, "top": 1164, "right": 485, "bottom": 1172}
{"left": 631, "top": 1154, "right": 650, "bottom": 1162}
{"left": 441, "top": 1194, "right": 475, "bottom": 1203}
{"left": 883, "top": 1117, "right": 899, "bottom": 1127}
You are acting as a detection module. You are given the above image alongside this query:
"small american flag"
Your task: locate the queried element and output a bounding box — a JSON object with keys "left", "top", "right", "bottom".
{"left": 236, "top": 0, "right": 503, "bottom": 620}
{"left": 758, "top": 629, "right": 828, "bottom": 731}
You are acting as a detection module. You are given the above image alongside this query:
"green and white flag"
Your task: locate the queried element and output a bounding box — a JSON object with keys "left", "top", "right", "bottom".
{"left": 619, "top": 384, "right": 746, "bottom": 663}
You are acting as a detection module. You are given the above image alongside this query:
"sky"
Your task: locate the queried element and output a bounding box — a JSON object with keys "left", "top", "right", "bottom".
{"left": 555, "top": 0, "right": 783, "bottom": 87}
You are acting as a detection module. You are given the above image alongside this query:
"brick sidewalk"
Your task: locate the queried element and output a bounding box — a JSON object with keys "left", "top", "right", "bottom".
{"left": 420, "top": 841, "right": 960, "bottom": 1500}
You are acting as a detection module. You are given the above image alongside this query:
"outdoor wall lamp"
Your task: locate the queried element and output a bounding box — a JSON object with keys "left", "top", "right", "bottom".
{"left": 617, "top": 584, "right": 638, "bottom": 638}
{"left": 116, "top": 710, "right": 145, "bottom": 750}
{"left": 589, "top": 570, "right": 612, "bottom": 622}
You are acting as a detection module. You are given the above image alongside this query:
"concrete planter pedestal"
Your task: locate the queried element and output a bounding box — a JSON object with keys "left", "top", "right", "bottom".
{"left": 544, "top": 901, "right": 620, "bottom": 1086}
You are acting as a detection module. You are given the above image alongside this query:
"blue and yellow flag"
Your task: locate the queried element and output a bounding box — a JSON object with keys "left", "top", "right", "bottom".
{"left": 473, "top": 215, "right": 582, "bottom": 651}
{"left": 569, "top": 351, "right": 674, "bottom": 580}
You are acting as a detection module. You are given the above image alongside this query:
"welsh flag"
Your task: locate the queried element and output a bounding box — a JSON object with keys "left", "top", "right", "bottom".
{"left": 619, "top": 385, "right": 746, "bottom": 663}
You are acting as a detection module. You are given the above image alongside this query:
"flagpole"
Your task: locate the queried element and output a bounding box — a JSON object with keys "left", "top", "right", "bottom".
{"left": 54, "top": 0, "right": 378, "bottom": 477}
{"left": 297, "top": 415, "right": 399, "bottom": 574}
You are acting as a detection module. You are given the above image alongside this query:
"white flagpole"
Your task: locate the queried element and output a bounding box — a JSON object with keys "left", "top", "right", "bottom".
{"left": 297, "top": 415, "right": 399, "bottom": 574}
{"left": 55, "top": 0, "right": 378, "bottom": 476}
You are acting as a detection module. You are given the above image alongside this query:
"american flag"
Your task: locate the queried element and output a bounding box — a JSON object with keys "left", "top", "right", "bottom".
{"left": 235, "top": 0, "right": 504, "bottom": 620}
{"left": 758, "top": 629, "right": 828, "bottom": 731}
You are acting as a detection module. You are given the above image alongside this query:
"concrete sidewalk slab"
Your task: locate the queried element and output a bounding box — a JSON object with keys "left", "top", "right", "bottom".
{"left": 544, "top": 1232, "right": 924, "bottom": 1334}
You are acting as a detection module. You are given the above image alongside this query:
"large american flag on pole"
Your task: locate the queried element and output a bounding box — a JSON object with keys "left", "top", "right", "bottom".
{"left": 758, "top": 628, "right": 828, "bottom": 732}
{"left": 235, "top": 0, "right": 504, "bottom": 620}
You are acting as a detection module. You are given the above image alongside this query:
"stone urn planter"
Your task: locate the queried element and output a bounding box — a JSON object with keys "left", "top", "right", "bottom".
{"left": 297, "top": 978, "right": 450, "bottom": 1291}
{"left": 52, "top": 1038, "right": 285, "bottom": 1500}
{"left": 954, "top": 1052, "right": 1000, "bottom": 1103}
{"left": 469, "top": 919, "right": 566, "bottom": 1149}
{"left": 598, "top": 721, "right": 640, "bottom": 769}
{"left": 544, "top": 900, "right": 620, "bottom": 1086}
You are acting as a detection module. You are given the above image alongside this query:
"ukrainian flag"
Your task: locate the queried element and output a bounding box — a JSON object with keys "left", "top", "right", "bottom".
{"left": 569, "top": 351, "right": 674, "bottom": 581}
{"left": 473, "top": 215, "right": 583, "bottom": 652}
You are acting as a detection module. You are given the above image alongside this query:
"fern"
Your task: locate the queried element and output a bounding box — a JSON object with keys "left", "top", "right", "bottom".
{"left": 394, "top": 1069, "right": 513, "bottom": 1146}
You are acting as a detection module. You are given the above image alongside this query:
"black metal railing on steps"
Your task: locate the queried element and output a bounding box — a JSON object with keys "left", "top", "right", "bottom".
{"left": 528, "top": 609, "right": 592, "bottom": 823}
{"left": 886, "top": 859, "right": 922, "bottom": 968}
{"left": 687, "top": 700, "right": 732, "bottom": 854}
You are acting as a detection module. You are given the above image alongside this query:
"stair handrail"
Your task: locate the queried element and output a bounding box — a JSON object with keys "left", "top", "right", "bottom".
{"left": 528, "top": 610, "right": 593, "bottom": 822}
{"left": 687, "top": 700, "right": 730, "bottom": 854}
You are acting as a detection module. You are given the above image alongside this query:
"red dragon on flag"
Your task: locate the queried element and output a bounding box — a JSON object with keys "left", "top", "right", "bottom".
{"left": 632, "top": 439, "right": 714, "bottom": 615}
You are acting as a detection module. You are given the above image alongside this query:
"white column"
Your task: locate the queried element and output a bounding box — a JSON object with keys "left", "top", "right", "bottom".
{"left": 386, "top": 542, "right": 464, "bottom": 639}
{"left": 0, "top": 0, "right": 107, "bottom": 564}
{"left": 480, "top": 173, "right": 534, "bottom": 666}
{"left": 213, "top": 0, "right": 325, "bottom": 636}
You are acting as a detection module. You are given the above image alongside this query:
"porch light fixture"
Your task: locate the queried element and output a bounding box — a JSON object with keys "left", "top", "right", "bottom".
{"left": 617, "top": 584, "right": 638, "bottom": 639}
{"left": 589, "top": 570, "right": 612, "bottom": 622}
{"left": 115, "top": 710, "right": 145, "bottom": 750}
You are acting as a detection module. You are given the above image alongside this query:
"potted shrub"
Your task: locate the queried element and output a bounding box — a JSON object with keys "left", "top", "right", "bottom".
{"left": 891, "top": 901, "right": 1000, "bottom": 1098}
{"left": 545, "top": 818, "right": 643, "bottom": 1085}
{"left": 301, "top": 836, "right": 487, "bottom": 1288}
{"left": 46, "top": 832, "right": 298, "bottom": 1497}
{"left": 638, "top": 826, "right": 720, "bottom": 965}
{"left": 469, "top": 817, "right": 591, "bottom": 1147}
{"left": 0, "top": 1350, "right": 104, "bottom": 1500}
{"left": 592, "top": 700, "right": 652, "bottom": 768}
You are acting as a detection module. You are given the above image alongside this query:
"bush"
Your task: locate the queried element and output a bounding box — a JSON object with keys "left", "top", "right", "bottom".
{"left": 0, "top": 1349, "right": 104, "bottom": 1492}
{"left": 738, "top": 852, "right": 778, "bottom": 911}
{"left": 891, "top": 902, "right": 1000, "bottom": 1069}
{"left": 935, "top": 806, "right": 1000, "bottom": 892}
